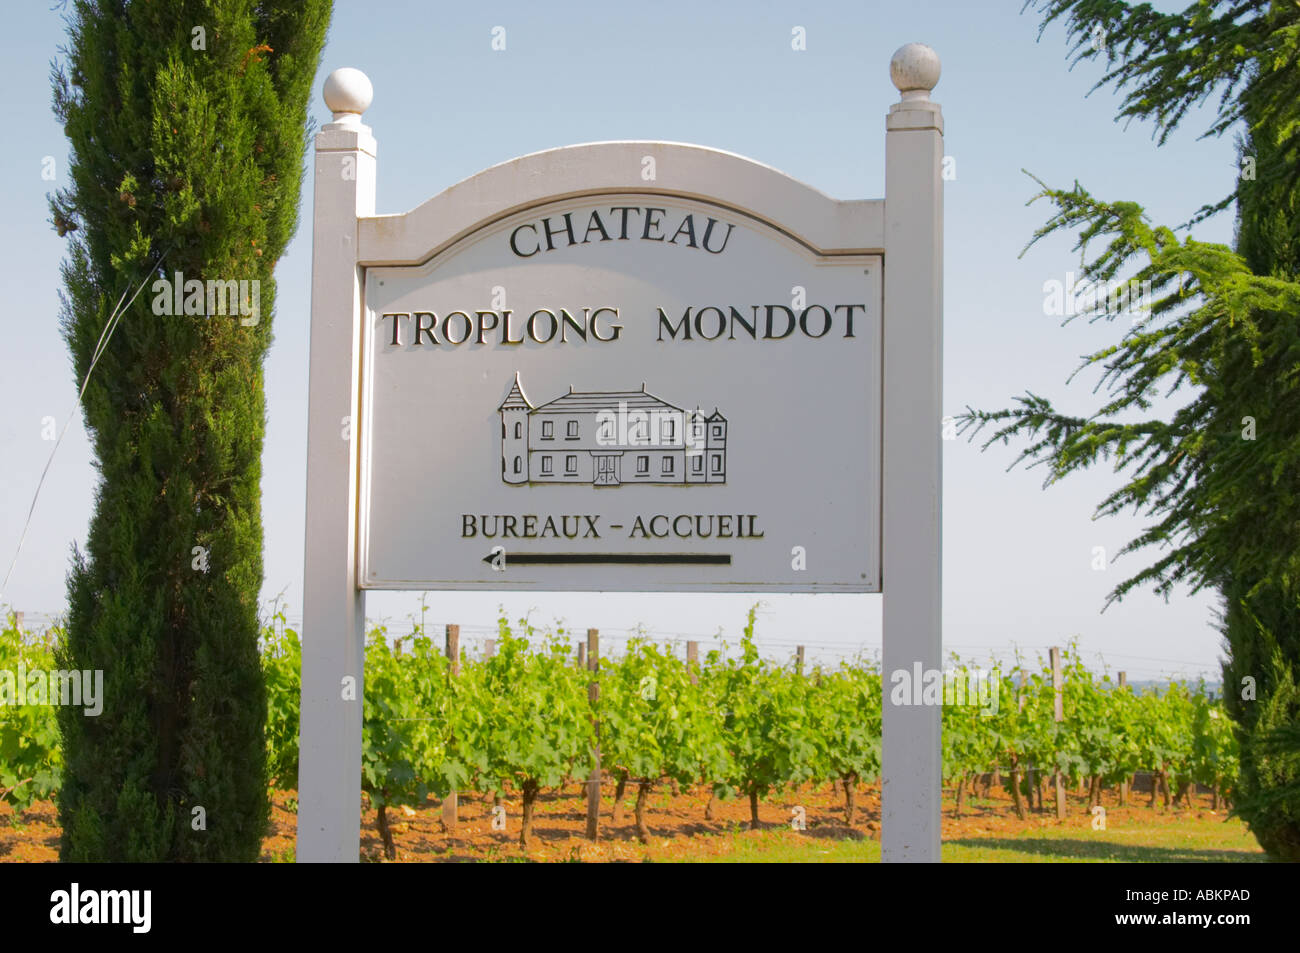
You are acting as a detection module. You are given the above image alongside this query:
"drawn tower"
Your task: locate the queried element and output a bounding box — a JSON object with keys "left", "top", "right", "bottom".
{"left": 704, "top": 409, "right": 727, "bottom": 482}
{"left": 499, "top": 372, "right": 532, "bottom": 484}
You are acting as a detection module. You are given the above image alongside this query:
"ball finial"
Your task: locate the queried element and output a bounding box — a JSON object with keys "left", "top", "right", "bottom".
{"left": 323, "top": 68, "right": 373, "bottom": 123}
{"left": 890, "top": 43, "right": 941, "bottom": 101}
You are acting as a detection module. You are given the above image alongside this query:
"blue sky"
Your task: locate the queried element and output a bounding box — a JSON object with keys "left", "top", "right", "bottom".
{"left": 0, "top": 0, "right": 1240, "bottom": 679}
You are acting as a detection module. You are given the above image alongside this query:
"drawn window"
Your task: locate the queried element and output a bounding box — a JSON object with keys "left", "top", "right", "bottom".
{"left": 711, "top": 424, "right": 723, "bottom": 440}
{"left": 692, "top": 455, "right": 703, "bottom": 474}
{"left": 712, "top": 454, "right": 723, "bottom": 473}
{"left": 636, "top": 455, "right": 649, "bottom": 475}
{"left": 514, "top": 456, "right": 522, "bottom": 474}
{"left": 541, "top": 420, "right": 553, "bottom": 439}
{"left": 661, "top": 417, "right": 675, "bottom": 441}
{"left": 567, "top": 420, "right": 579, "bottom": 439}
{"left": 597, "top": 417, "right": 615, "bottom": 443}
{"left": 661, "top": 455, "right": 674, "bottom": 475}
{"left": 541, "top": 455, "right": 553, "bottom": 475}
{"left": 565, "top": 455, "right": 578, "bottom": 475}
{"left": 515, "top": 422, "right": 522, "bottom": 439}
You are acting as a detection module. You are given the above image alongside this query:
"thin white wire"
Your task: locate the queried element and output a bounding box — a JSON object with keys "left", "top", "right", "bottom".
{"left": 1, "top": 252, "right": 166, "bottom": 600}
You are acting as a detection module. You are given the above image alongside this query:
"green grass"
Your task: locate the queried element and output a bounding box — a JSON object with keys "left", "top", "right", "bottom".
{"left": 669, "top": 814, "right": 1267, "bottom": 863}
{"left": 943, "top": 826, "right": 1266, "bottom": 863}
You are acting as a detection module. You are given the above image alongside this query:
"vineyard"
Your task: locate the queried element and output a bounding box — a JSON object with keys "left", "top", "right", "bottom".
{"left": 3, "top": 609, "right": 1239, "bottom": 858}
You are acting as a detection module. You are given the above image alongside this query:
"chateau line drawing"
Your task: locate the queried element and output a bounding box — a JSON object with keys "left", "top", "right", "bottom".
{"left": 499, "top": 373, "right": 727, "bottom": 487}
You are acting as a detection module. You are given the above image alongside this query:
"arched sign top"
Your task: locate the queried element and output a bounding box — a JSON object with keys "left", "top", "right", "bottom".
{"left": 357, "top": 140, "right": 884, "bottom": 267}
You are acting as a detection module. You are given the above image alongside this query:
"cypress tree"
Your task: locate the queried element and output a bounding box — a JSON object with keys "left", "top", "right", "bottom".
{"left": 49, "top": 0, "right": 330, "bottom": 860}
{"left": 1218, "top": 103, "right": 1300, "bottom": 860}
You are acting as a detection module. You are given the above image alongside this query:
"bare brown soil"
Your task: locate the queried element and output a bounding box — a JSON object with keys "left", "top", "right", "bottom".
{"left": 0, "top": 779, "right": 1243, "bottom": 863}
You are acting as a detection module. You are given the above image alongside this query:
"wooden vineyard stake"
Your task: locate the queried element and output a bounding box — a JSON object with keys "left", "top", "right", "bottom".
{"left": 442, "top": 624, "right": 461, "bottom": 829}
{"left": 585, "top": 628, "right": 601, "bottom": 840}
{"left": 1051, "top": 647, "right": 1065, "bottom": 820}
{"left": 1118, "top": 672, "right": 1128, "bottom": 806}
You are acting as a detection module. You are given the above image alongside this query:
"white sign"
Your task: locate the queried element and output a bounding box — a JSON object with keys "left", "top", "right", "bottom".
{"left": 299, "top": 43, "right": 943, "bottom": 863}
{"left": 359, "top": 196, "right": 881, "bottom": 592}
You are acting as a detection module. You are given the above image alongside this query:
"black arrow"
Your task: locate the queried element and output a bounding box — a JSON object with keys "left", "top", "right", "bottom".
{"left": 482, "top": 552, "right": 731, "bottom": 566}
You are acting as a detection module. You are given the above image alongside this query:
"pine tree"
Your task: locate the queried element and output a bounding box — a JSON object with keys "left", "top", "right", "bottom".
{"left": 959, "top": 1, "right": 1300, "bottom": 858}
{"left": 48, "top": 0, "right": 330, "bottom": 860}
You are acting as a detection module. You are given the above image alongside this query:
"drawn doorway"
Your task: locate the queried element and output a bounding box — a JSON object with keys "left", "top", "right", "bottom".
{"left": 594, "top": 454, "right": 621, "bottom": 486}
